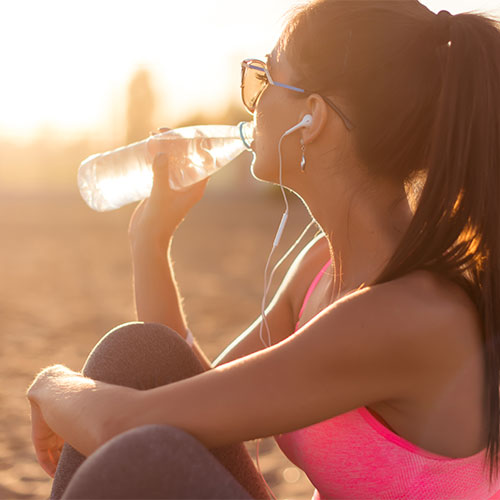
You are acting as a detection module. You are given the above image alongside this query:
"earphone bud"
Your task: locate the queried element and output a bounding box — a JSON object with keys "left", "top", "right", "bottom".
{"left": 282, "top": 114, "right": 313, "bottom": 137}
{"left": 271, "top": 113, "right": 313, "bottom": 248}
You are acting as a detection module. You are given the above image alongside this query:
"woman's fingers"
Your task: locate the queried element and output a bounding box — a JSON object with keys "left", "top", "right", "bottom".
{"left": 150, "top": 127, "right": 171, "bottom": 136}
{"left": 151, "top": 152, "right": 170, "bottom": 185}
{"left": 151, "top": 151, "right": 208, "bottom": 204}
{"left": 34, "top": 435, "right": 58, "bottom": 477}
{"left": 29, "top": 400, "right": 64, "bottom": 478}
{"left": 129, "top": 134, "right": 210, "bottom": 246}
{"left": 36, "top": 447, "right": 57, "bottom": 477}
{"left": 36, "top": 437, "right": 63, "bottom": 478}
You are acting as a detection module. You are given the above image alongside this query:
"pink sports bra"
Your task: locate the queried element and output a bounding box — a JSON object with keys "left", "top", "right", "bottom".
{"left": 274, "top": 261, "right": 500, "bottom": 499}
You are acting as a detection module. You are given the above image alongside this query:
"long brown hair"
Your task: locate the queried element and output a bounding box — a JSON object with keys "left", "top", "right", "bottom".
{"left": 282, "top": 0, "right": 500, "bottom": 483}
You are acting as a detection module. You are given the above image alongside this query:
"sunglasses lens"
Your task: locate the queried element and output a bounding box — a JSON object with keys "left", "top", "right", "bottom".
{"left": 242, "top": 61, "right": 268, "bottom": 112}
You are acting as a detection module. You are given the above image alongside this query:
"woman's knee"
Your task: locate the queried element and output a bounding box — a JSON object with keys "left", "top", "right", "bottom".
{"left": 82, "top": 322, "right": 206, "bottom": 389}
{"left": 84, "top": 424, "right": 206, "bottom": 469}
{"left": 61, "top": 425, "right": 253, "bottom": 499}
{"left": 61, "top": 425, "right": 187, "bottom": 499}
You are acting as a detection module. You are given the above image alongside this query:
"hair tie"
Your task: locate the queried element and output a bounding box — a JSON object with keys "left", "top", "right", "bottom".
{"left": 435, "top": 10, "right": 453, "bottom": 45}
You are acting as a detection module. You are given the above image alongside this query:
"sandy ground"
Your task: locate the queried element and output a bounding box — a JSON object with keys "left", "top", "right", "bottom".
{"left": 0, "top": 183, "right": 316, "bottom": 499}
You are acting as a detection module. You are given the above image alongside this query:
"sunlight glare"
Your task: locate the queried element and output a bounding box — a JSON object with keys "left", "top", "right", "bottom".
{"left": 0, "top": 0, "right": 498, "bottom": 142}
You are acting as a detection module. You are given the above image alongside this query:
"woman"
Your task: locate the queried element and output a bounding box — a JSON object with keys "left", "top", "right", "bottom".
{"left": 27, "top": 0, "right": 500, "bottom": 498}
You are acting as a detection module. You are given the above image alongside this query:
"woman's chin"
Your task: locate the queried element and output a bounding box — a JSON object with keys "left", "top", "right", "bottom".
{"left": 249, "top": 155, "right": 279, "bottom": 183}
{"left": 250, "top": 159, "right": 268, "bottom": 183}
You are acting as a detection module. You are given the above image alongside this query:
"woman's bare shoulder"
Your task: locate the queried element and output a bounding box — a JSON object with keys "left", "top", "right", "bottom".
{"left": 362, "top": 270, "right": 482, "bottom": 359}
{"left": 390, "top": 270, "right": 479, "bottom": 324}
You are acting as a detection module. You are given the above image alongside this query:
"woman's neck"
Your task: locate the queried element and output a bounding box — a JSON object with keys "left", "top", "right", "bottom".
{"left": 305, "top": 179, "right": 413, "bottom": 296}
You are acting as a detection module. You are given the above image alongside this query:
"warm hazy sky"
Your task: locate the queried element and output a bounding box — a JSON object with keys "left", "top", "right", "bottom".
{"left": 1, "top": 0, "right": 499, "bottom": 142}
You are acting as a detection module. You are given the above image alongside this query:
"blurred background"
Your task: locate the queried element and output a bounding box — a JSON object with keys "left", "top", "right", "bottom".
{"left": 1, "top": 1, "right": 499, "bottom": 499}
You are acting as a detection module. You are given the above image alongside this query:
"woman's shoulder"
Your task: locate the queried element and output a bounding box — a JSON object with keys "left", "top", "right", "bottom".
{"left": 382, "top": 269, "right": 479, "bottom": 329}
{"left": 340, "top": 269, "right": 482, "bottom": 361}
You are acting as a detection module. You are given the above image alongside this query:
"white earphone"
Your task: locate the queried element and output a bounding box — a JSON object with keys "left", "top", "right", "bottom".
{"left": 271, "top": 114, "right": 313, "bottom": 247}
{"left": 282, "top": 114, "right": 313, "bottom": 137}
{"left": 272, "top": 113, "right": 314, "bottom": 247}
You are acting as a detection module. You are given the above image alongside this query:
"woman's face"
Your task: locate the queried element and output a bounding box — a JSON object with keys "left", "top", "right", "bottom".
{"left": 249, "top": 47, "right": 307, "bottom": 187}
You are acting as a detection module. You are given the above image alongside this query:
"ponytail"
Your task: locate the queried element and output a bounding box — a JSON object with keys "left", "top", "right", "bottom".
{"left": 283, "top": 0, "right": 500, "bottom": 484}
{"left": 373, "top": 11, "right": 500, "bottom": 483}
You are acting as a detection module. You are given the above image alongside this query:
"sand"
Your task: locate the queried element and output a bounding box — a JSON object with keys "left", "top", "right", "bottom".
{"left": 0, "top": 185, "right": 316, "bottom": 500}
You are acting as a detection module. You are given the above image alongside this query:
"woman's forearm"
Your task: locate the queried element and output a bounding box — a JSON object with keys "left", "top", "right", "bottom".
{"left": 127, "top": 170, "right": 212, "bottom": 367}
{"left": 131, "top": 239, "right": 188, "bottom": 337}
{"left": 130, "top": 238, "right": 213, "bottom": 370}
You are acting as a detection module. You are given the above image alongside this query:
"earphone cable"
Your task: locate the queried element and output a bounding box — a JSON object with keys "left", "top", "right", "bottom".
{"left": 259, "top": 134, "right": 316, "bottom": 348}
{"left": 259, "top": 133, "right": 290, "bottom": 347}
{"left": 256, "top": 126, "right": 316, "bottom": 498}
{"left": 259, "top": 218, "right": 316, "bottom": 347}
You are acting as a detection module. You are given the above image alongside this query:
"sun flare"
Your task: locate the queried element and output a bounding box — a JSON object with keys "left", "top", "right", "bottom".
{"left": 0, "top": 0, "right": 497, "bottom": 142}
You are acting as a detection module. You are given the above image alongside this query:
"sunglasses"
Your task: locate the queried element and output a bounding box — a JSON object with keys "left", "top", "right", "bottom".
{"left": 240, "top": 58, "right": 354, "bottom": 131}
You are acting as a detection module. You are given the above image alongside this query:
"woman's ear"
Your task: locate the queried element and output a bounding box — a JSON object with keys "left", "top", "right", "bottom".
{"left": 301, "top": 94, "right": 329, "bottom": 144}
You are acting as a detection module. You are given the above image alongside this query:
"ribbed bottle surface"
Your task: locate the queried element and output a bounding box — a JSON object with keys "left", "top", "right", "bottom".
{"left": 78, "top": 123, "right": 254, "bottom": 212}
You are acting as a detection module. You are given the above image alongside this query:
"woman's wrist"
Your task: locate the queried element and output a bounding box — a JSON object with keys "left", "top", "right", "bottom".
{"left": 128, "top": 209, "right": 177, "bottom": 255}
{"left": 129, "top": 231, "right": 173, "bottom": 258}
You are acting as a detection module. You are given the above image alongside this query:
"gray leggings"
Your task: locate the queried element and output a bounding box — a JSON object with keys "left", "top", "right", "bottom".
{"left": 50, "top": 322, "right": 271, "bottom": 499}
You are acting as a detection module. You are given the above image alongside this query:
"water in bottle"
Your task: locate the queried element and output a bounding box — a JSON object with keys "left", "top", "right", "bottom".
{"left": 78, "top": 122, "right": 254, "bottom": 212}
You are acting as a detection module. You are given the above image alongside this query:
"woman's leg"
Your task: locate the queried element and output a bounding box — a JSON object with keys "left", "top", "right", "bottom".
{"left": 50, "top": 322, "right": 270, "bottom": 500}
{"left": 61, "top": 424, "right": 255, "bottom": 499}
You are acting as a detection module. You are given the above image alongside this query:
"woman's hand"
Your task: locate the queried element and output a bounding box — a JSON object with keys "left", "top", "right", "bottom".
{"left": 29, "top": 400, "right": 64, "bottom": 477}
{"left": 26, "top": 365, "right": 127, "bottom": 460}
{"left": 27, "top": 365, "right": 70, "bottom": 477}
{"left": 129, "top": 128, "right": 208, "bottom": 251}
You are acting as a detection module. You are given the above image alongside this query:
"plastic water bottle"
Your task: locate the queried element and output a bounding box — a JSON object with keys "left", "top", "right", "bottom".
{"left": 78, "top": 122, "right": 254, "bottom": 212}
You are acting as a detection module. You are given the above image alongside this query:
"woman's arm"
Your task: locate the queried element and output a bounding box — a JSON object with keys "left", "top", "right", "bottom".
{"left": 27, "top": 365, "right": 132, "bottom": 457}
{"left": 130, "top": 150, "right": 326, "bottom": 371}
{"left": 128, "top": 151, "right": 212, "bottom": 368}
{"left": 125, "top": 281, "right": 431, "bottom": 448}
{"left": 130, "top": 236, "right": 212, "bottom": 370}
{"left": 131, "top": 238, "right": 187, "bottom": 337}
{"left": 29, "top": 274, "right": 448, "bottom": 455}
